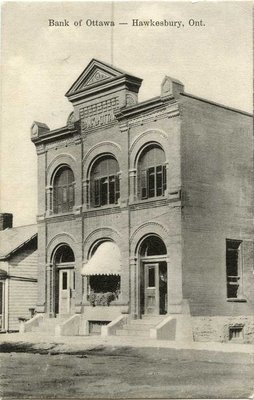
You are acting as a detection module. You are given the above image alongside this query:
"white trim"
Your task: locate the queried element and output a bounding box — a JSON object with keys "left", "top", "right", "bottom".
{"left": 5, "top": 279, "right": 8, "bottom": 331}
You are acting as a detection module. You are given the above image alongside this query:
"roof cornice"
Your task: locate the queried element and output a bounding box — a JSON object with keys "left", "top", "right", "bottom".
{"left": 66, "top": 75, "right": 142, "bottom": 103}
{"left": 115, "top": 95, "right": 178, "bottom": 120}
{"left": 31, "top": 124, "right": 80, "bottom": 146}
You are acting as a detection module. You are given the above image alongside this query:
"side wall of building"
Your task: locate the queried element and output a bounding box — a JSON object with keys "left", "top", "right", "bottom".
{"left": 8, "top": 245, "right": 38, "bottom": 331}
{"left": 181, "top": 96, "right": 254, "bottom": 321}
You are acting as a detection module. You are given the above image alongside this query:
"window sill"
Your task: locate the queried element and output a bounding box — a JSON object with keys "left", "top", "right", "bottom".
{"left": 227, "top": 298, "right": 247, "bottom": 303}
{"left": 131, "top": 196, "right": 166, "bottom": 205}
{"left": 46, "top": 210, "right": 74, "bottom": 218}
{"left": 85, "top": 204, "right": 121, "bottom": 212}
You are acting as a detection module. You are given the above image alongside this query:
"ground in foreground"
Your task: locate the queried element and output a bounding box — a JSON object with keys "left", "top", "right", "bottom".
{"left": 0, "top": 342, "right": 253, "bottom": 399}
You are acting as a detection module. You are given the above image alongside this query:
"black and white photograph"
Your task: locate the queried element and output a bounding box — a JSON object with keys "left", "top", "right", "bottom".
{"left": 0, "top": 1, "right": 253, "bottom": 399}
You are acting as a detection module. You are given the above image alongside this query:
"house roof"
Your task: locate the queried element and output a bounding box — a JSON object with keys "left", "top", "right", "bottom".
{"left": 0, "top": 224, "right": 37, "bottom": 260}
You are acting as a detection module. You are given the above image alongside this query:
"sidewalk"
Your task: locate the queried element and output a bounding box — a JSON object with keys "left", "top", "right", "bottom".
{"left": 1, "top": 331, "right": 254, "bottom": 364}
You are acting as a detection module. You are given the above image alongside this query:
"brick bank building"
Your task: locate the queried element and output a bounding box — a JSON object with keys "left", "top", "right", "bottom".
{"left": 29, "top": 59, "right": 254, "bottom": 342}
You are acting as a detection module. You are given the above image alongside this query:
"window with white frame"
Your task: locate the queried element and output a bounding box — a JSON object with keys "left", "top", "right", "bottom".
{"left": 90, "top": 155, "right": 120, "bottom": 207}
{"left": 53, "top": 167, "right": 75, "bottom": 214}
{"left": 226, "top": 239, "right": 242, "bottom": 299}
{"left": 137, "top": 144, "right": 166, "bottom": 200}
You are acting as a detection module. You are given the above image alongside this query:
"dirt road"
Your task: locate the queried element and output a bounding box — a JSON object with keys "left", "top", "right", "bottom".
{"left": 0, "top": 342, "right": 253, "bottom": 399}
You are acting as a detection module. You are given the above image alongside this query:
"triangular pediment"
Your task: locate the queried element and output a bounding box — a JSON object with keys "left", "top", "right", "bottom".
{"left": 66, "top": 59, "right": 128, "bottom": 97}
{"left": 84, "top": 68, "right": 114, "bottom": 87}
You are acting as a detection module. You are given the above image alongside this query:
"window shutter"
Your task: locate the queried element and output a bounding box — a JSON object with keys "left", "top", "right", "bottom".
{"left": 57, "top": 187, "right": 63, "bottom": 213}
{"left": 100, "top": 177, "right": 108, "bottom": 206}
{"left": 156, "top": 165, "right": 163, "bottom": 196}
{"left": 53, "top": 188, "right": 57, "bottom": 213}
{"left": 162, "top": 165, "right": 167, "bottom": 194}
{"left": 141, "top": 169, "right": 148, "bottom": 199}
{"left": 115, "top": 175, "right": 120, "bottom": 203}
{"left": 94, "top": 179, "right": 100, "bottom": 207}
{"left": 69, "top": 184, "right": 74, "bottom": 210}
{"left": 148, "top": 167, "right": 155, "bottom": 198}
{"left": 109, "top": 176, "right": 115, "bottom": 204}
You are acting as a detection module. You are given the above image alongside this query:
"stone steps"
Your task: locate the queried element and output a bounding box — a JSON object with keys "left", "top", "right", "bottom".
{"left": 115, "top": 316, "right": 164, "bottom": 338}
{"left": 31, "top": 317, "right": 67, "bottom": 334}
{"left": 141, "top": 315, "right": 164, "bottom": 322}
{"left": 122, "top": 324, "right": 155, "bottom": 331}
{"left": 115, "top": 329, "right": 150, "bottom": 337}
{"left": 129, "top": 319, "right": 162, "bottom": 325}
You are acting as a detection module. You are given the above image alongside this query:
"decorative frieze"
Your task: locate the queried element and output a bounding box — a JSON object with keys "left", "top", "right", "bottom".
{"left": 45, "top": 136, "right": 80, "bottom": 150}
{"left": 127, "top": 107, "right": 180, "bottom": 127}
{"left": 130, "top": 198, "right": 168, "bottom": 210}
{"left": 83, "top": 205, "right": 123, "bottom": 218}
{"left": 80, "top": 96, "right": 120, "bottom": 132}
{"left": 45, "top": 212, "right": 77, "bottom": 224}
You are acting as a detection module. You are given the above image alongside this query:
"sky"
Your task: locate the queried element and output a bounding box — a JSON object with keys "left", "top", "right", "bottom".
{"left": 1, "top": 1, "right": 253, "bottom": 227}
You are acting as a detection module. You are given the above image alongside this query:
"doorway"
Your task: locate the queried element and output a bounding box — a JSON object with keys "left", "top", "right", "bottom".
{"left": 143, "top": 262, "right": 167, "bottom": 315}
{"left": 52, "top": 244, "right": 75, "bottom": 316}
{"left": 59, "top": 268, "right": 75, "bottom": 314}
{"left": 139, "top": 235, "right": 167, "bottom": 316}
{"left": 144, "top": 263, "right": 159, "bottom": 314}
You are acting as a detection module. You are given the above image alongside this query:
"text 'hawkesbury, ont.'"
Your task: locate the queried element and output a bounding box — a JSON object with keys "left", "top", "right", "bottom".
{"left": 48, "top": 18, "right": 206, "bottom": 28}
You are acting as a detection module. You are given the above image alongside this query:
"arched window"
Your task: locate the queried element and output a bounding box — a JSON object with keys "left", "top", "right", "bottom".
{"left": 139, "top": 235, "right": 167, "bottom": 257}
{"left": 54, "top": 244, "right": 75, "bottom": 264}
{"left": 137, "top": 144, "right": 166, "bottom": 200}
{"left": 90, "top": 155, "right": 120, "bottom": 207}
{"left": 53, "top": 167, "right": 75, "bottom": 214}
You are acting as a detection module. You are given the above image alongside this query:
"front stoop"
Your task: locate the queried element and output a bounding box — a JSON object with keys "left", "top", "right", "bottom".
{"left": 115, "top": 315, "right": 164, "bottom": 339}
{"left": 110, "top": 314, "right": 194, "bottom": 342}
{"left": 25, "top": 316, "right": 68, "bottom": 336}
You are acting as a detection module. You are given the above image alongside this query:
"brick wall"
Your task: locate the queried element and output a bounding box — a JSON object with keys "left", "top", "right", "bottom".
{"left": 192, "top": 315, "right": 254, "bottom": 343}
{"left": 181, "top": 96, "right": 253, "bottom": 316}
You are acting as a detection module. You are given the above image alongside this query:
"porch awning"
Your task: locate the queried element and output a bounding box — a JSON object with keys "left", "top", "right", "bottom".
{"left": 81, "top": 242, "right": 121, "bottom": 276}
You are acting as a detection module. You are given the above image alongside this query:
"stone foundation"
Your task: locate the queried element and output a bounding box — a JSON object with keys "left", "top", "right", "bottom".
{"left": 192, "top": 316, "right": 254, "bottom": 343}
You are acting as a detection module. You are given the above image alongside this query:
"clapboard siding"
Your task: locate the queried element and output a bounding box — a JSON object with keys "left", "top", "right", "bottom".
{"left": 9, "top": 247, "right": 38, "bottom": 279}
{"left": 8, "top": 280, "right": 37, "bottom": 330}
{"left": 8, "top": 246, "right": 38, "bottom": 331}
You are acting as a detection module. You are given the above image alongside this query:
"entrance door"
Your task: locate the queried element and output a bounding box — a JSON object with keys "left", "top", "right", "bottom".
{"left": 59, "top": 269, "right": 74, "bottom": 314}
{"left": 144, "top": 263, "right": 159, "bottom": 314}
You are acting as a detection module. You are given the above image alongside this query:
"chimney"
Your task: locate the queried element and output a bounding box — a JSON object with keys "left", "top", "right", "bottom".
{"left": 0, "top": 213, "right": 13, "bottom": 231}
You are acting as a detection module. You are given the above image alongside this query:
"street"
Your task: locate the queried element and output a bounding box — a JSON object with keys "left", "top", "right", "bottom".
{"left": 0, "top": 342, "right": 253, "bottom": 399}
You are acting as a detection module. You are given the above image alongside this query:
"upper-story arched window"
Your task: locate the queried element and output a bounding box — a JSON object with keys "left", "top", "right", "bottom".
{"left": 137, "top": 144, "right": 166, "bottom": 200}
{"left": 53, "top": 166, "right": 75, "bottom": 214}
{"left": 90, "top": 155, "right": 120, "bottom": 208}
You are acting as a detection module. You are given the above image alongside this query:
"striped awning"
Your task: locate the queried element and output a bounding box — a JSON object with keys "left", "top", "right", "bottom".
{"left": 81, "top": 242, "right": 121, "bottom": 276}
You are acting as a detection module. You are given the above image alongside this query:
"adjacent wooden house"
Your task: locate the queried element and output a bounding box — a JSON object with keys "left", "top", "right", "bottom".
{"left": 0, "top": 214, "right": 37, "bottom": 331}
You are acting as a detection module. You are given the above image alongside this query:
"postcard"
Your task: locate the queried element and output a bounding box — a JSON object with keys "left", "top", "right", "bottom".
{"left": 0, "top": 1, "right": 253, "bottom": 399}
